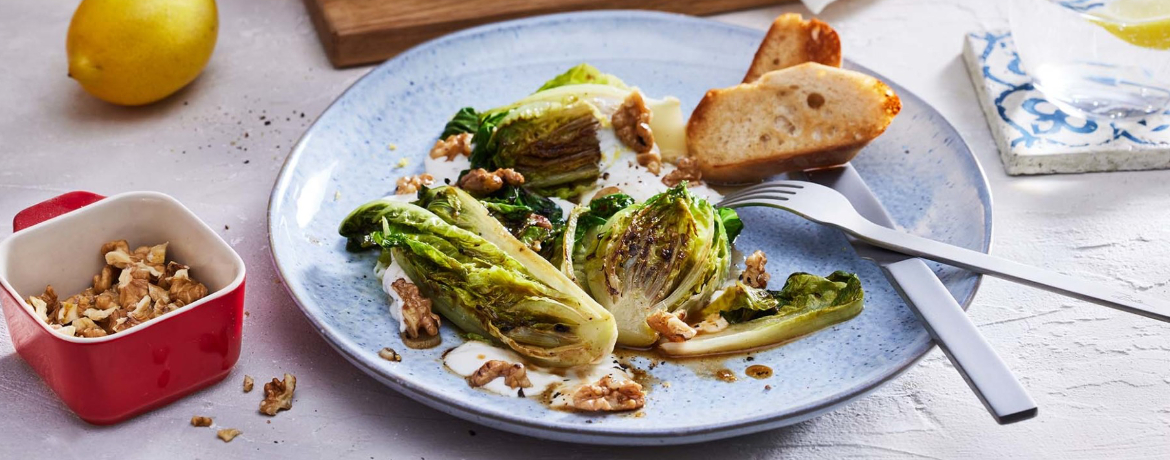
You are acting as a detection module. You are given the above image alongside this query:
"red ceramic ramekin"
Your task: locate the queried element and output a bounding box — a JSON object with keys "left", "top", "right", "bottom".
{"left": 0, "top": 191, "right": 246, "bottom": 424}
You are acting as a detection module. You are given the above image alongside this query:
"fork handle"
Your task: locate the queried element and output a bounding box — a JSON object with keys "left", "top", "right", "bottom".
{"left": 883, "top": 258, "right": 1037, "bottom": 424}
{"left": 849, "top": 221, "right": 1170, "bottom": 323}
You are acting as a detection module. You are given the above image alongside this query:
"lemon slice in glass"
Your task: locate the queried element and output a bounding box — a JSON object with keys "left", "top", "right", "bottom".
{"left": 1091, "top": 0, "right": 1170, "bottom": 50}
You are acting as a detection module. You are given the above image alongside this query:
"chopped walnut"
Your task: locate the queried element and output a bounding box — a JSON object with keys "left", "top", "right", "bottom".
{"left": 637, "top": 151, "right": 662, "bottom": 175}
{"left": 30, "top": 239, "right": 209, "bottom": 338}
{"left": 571, "top": 375, "right": 645, "bottom": 411}
{"left": 28, "top": 296, "right": 48, "bottom": 322}
{"left": 527, "top": 214, "right": 553, "bottom": 230}
{"left": 742, "top": 250, "right": 770, "bottom": 289}
{"left": 429, "top": 133, "right": 473, "bottom": 161}
{"left": 591, "top": 186, "right": 623, "bottom": 202}
{"left": 395, "top": 173, "right": 435, "bottom": 195}
{"left": 52, "top": 324, "right": 77, "bottom": 337}
{"left": 128, "top": 296, "right": 153, "bottom": 322}
{"left": 191, "top": 416, "right": 213, "bottom": 427}
{"left": 57, "top": 300, "right": 80, "bottom": 325}
{"left": 662, "top": 157, "right": 702, "bottom": 187}
{"left": 102, "top": 240, "right": 133, "bottom": 268}
{"left": 390, "top": 278, "right": 440, "bottom": 339}
{"left": 72, "top": 317, "right": 107, "bottom": 338}
{"left": 695, "top": 313, "right": 729, "bottom": 334}
{"left": 646, "top": 310, "right": 695, "bottom": 342}
{"left": 216, "top": 428, "right": 241, "bottom": 443}
{"left": 169, "top": 269, "right": 208, "bottom": 305}
{"left": 119, "top": 279, "right": 150, "bottom": 310}
{"left": 93, "top": 266, "right": 114, "bottom": 292}
{"left": 378, "top": 347, "right": 402, "bottom": 362}
{"left": 612, "top": 92, "right": 655, "bottom": 155}
{"left": 259, "top": 373, "right": 296, "bottom": 416}
{"left": 147, "top": 283, "right": 171, "bottom": 304}
{"left": 456, "top": 168, "right": 525, "bottom": 195}
{"left": 467, "top": 360, "right": 532, "bottom": 389}
{"left": 243, "top": 375, "right": 255, "bottom": 393}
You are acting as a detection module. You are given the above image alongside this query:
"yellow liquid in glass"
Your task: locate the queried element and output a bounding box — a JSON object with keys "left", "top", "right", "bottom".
{"left": 1091, "top": 0, "right": 1170, "bottom": 50}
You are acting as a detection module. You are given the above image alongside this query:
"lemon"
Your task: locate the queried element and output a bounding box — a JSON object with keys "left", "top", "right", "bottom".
{"left": 1091, "top": 0, "right": 1170, "bottom": 50}
{"left": 67, "top": 0, "right": 218, "bottom": 106}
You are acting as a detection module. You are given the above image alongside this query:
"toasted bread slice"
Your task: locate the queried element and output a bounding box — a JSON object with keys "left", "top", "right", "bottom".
{"left": 743, "top": 14, "right": 842, "bottom": 83}
{"left": 687, "top": 63, "right": 901, "bottom": 184}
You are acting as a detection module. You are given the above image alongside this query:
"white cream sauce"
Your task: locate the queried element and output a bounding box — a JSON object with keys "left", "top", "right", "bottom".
{"left": 378, "top": 259, "right": 409, "bottom": 334}
{"left": 443, "top": 341, "right": 634, "bottom": 406}
{"left": 590, "top": 127, "right": 723, "bottom": 203}
{"left": 424, "top": 154, "right": 471, "bottom": 187}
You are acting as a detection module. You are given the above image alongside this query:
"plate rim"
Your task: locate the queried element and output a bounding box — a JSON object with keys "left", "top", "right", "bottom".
{"left": 266, "top": 9, "right": 995, "bottom": 445}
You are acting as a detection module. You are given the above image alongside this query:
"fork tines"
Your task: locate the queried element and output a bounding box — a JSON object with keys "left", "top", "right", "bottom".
{"left": 718, "top": 181, "right": 806, "bottom": 207}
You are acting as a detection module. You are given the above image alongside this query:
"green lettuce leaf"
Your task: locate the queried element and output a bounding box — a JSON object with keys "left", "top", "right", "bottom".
{"left": 661, "top": 271, "right": 864, "bottom": 356}
{"left": 534, "top": 63, "right": 629, "bottom": 92}
{"left": 441, "top": 107, "right": 480, "bottom": 138}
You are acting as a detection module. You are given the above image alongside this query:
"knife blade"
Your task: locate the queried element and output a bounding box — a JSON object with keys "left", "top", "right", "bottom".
{"left": 802, "top": 164, "right": 1037, "bottom": 424}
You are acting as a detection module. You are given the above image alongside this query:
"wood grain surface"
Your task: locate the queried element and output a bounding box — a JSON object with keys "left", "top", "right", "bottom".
{"left": 304, "top": 0, "right": 789, "bottom": 67}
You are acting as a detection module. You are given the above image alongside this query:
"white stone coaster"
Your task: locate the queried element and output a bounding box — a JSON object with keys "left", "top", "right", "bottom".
{"left": 963, "top": 30, "right": 1170, "bottom": 175}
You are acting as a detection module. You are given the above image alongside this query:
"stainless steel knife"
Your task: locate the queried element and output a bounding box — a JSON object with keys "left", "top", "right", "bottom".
{"left": 803, "top": 164, "right": 1037, "bottom": 425}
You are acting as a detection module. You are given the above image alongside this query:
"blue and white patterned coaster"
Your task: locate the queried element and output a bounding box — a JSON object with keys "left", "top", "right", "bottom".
{"left": 963, "top": 30, "right": 1170, "bottom": 175}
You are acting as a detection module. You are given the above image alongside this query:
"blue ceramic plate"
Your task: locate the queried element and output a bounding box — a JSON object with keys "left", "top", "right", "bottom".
{"left": 268, "top": 11, "right": 992, "bottom": 445}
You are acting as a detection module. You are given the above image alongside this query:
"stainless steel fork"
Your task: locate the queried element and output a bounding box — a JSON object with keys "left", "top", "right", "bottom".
{"left": 719, "top": 180, "right": 1170, "bottom": 323}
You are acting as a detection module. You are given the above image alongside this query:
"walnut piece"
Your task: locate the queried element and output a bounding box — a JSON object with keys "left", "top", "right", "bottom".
{"left": 456, "top": 168, "right": 525, "bottom": 196}
{"left": 259, "top": 373, "right": 296, "bottom": 416}
{"left": 243, "top": 375, "right": 254, "bottom": 393}
{"left": 191, "top": 416, "right": 213, "bottom": 427}
{"left": 591, "top": 186, "right": 623, "bottom": 202}
{"left": 169, "top": 269, "right": 208, "bottom": 305}
{"left": 30, "top": 239, "right": 210, "bottom": 338}
{"left": 429, "top": 133, "right": 473, "bottom": 161}
{"left": 742, "top": 250, "right": 770, "bottom": 289}
{"left": 571, "top": 375, "right": 645, "bottom": 412}
{"left": 93, "top": 266, "right": 114, "bottom": 292}
{"left": 637, "top": 151, "right": 662, "bottom": 175}
{"left": 662, "top": 157, "right": 702, "bottom": 187}
{"left": 102, "top": 240, "right": 133, "bottom": 268}
{"left": 378, "top": 347, "right": 402, "bottom": 362}
{"left": 612, "top": 92, "right": 655, "bottom": 155}
{"left": 646, "top": 310, "right": 695, "bottom": 342}
{"left": 390, "top": 278, "right": 440, "bottom": 339}
{"left": 216, "top": 428, "right": 241, "bottom": 443}
{"left": 467, "top": 360, "right": 532, "bottom": 389}
{"left": 395, "top": 173, "right": 435, "bottom": 195}
{"left": 72, "top": 317, "right": 107, "bottom": 338}
{"left": 695, "top": 313, "right": 730, "bottom": 334}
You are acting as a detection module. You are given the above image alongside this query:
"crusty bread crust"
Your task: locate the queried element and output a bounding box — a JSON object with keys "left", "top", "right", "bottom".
{"left": 688, "top": 63, "right": 901, "bottom": 184}
{"left": 743, "top": 14, "right": 842, "bottom": 83}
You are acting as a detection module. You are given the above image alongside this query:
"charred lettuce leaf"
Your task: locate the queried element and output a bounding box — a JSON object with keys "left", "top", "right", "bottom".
{"left": 441, "top": 107, "right": 480, "bottom": 138}
{"left": 356, "top": 186, "right": 616, "bottom": 367}
{"left": 583, "top": 184, "right": 731, "bottom": 347}
{"left": 476, "top": 184, "right": 566, "bottom": 258}
{"left": 473, "top": 102, "right": 602, "bottom": 198}
{"left": 660, "top": 271, "right": 864, "bottom": 356}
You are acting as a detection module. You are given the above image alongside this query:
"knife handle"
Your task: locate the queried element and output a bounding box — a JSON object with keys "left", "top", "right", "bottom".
{"left": 882, "top": 258, "right": 1037, "bottom": 424}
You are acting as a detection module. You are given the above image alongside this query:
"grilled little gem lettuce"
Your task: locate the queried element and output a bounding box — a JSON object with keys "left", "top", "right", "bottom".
{"left": 341, "top": 187, "right": 617, "bottom": 367}
{"left": 583, "top": 184, "right": 732, "bottom": 347}
{"left": 660, "top": 271, "right": 864, "bottom": 356}
{"left": 443, "top": 64, "right": 686, "bottom": 199}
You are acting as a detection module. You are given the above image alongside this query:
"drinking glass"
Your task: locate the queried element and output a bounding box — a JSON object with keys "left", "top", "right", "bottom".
{"left": 1010, "top": 0, "right": 1170, "bottom": 120}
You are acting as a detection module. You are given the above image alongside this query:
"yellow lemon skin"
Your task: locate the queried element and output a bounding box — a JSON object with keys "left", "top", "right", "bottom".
{"left": 67, "top": 0, "right": 218, "bottom": 106}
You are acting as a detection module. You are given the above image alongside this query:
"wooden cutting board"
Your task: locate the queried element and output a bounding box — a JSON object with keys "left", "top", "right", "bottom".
{"left": 304, "top": 0, "right": 788, "bottom": 68}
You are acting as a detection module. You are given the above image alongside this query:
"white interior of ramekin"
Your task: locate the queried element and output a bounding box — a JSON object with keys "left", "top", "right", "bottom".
{"left": 0, "top": 191, "right": 246, "bottom": 343}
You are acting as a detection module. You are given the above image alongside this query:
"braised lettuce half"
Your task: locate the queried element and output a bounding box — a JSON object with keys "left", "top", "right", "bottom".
{"left": 659, "top": 271, "right": 864, "bottom": 356}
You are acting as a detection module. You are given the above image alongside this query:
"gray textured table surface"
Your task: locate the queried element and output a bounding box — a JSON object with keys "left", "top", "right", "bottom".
{"left": 2, "top": 1, "right": 1168, "bottom": 458}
